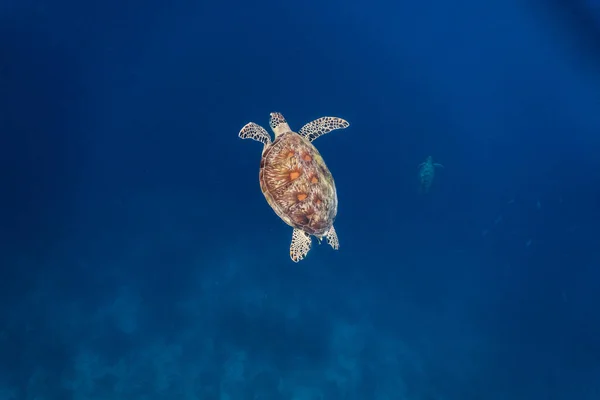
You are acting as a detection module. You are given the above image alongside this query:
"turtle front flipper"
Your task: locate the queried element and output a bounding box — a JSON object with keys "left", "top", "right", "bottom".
{"left": 325, "top": 225, "right": 339, "bottom": 250}
{"left": 239, "top": 122, "right": 272, "bottom": 148}
{"left": 298, "top": 117, "right": 350, "bottom": 142}
{"left": 290, "top": 228, "right": 312, "bottom": 262}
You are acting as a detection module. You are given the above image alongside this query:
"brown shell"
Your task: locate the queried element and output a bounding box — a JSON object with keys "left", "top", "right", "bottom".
{"left": 259, "top": 132, "right": 337, "bottom": 236}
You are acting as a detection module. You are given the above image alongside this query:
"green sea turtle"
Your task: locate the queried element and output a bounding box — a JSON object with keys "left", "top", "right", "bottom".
{"left": 239, "top": 112, "right": 349, "bottom": 262}
{"left": 418, "top": 156, "right": 444, "bottom": 193}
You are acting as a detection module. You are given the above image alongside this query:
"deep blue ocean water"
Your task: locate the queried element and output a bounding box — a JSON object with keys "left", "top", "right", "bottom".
{"left": 1, "top": 0, "right": 599, "bottom": 399}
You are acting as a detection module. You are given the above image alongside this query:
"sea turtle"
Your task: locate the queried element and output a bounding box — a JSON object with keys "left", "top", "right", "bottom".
{"left": 238, "top": 112, "right": 349, "bottom": 262}
{"left": 418, "top": 155, "right": 444, "bottom": 193}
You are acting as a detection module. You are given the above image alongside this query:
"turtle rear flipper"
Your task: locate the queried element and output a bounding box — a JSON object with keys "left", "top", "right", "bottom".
{"left": 325, "top": 225, "right": 339, "bottom": 250}
{"left": 239, "top": 122, "right": 272, "bottom": 148}
{"left": 290, "top": 228, "right": 312, "bottom": 262}
{"left": 299, "top": 117, "right": 350, "bottom": 142}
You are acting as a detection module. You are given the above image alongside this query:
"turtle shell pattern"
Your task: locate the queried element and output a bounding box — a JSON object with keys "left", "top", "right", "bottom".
{"left": 259, "top": 131, "right": 337, "bottom": 236}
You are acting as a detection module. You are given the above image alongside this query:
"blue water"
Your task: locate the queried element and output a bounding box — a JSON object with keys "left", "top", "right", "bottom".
{"left": 1, "top": 0, "right": 599, "bottom": 399}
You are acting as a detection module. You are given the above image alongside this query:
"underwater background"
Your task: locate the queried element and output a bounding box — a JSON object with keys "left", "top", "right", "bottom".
{"left": 1, "top": 0, "right": 599, "bottom": 399}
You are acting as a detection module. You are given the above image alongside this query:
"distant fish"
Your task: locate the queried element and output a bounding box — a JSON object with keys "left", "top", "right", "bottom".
{"left": 526, "top": 239, "right": 532, "bottom": 247}
{"left": 536, "top": 200, "right": 541, "bottom": 210}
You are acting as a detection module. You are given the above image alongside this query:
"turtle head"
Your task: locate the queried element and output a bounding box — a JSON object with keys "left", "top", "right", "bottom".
{"left": 270, "top": 112, "right": 292, "bottom": 138}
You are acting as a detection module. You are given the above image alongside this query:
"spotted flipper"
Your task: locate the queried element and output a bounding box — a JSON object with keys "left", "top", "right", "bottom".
{"left": 290, "top": 228, "right": 312, "bottom": 262}
{"left": 325, "top": 225, "right": 339, "bottom": 250}
{"left": 239, "top": 122, "right": 272, "bottom": 148}
{"left": 298, "top": 117, "right": 350, "bottom": 142}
